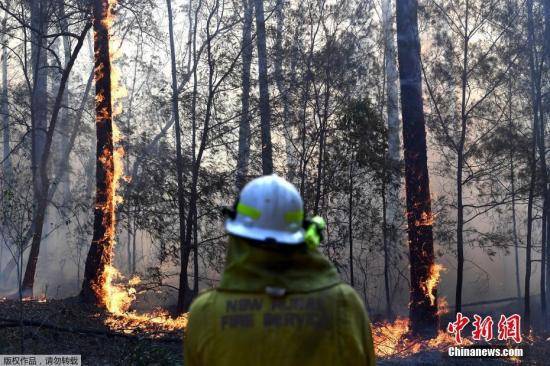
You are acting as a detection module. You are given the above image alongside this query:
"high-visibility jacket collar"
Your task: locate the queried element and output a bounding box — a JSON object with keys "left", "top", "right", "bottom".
{"left": 218, "top": 236, "right": 341, "bottom": 293}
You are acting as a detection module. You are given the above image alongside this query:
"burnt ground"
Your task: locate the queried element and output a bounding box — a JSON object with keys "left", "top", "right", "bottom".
{"left": 1, "top": 298, "right": 549, "bottom": 365}
{"left": 0, "top": 298, "right": 183, "bottom": 366}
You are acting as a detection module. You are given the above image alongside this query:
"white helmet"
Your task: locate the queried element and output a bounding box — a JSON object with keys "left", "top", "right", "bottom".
{"left": 225, "top": 174, "right": 305, "bottom": 245}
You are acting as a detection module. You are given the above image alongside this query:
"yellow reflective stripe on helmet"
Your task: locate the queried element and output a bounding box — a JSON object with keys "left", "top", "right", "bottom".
{"left": 284, "top": 210, "right": 304, "bottom": 223}
{"left": 237, "top": 203, "right": 261, "bottom": 220}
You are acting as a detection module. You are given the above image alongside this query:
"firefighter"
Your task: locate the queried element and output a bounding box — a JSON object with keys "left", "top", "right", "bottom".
{"left": 184, "top": 174, "right": 376, "bottom": 366}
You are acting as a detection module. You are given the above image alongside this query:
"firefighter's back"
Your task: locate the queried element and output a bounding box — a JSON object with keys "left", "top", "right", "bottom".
{"left": 184, "top": 283, "right": 374, "bottom": 366}
{"left": 183, "top": 176, "right": 375, "bottom": 365}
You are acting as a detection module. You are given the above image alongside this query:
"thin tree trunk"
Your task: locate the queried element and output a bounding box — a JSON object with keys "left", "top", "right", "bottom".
{"left": 236, "top": 0, "right": 253, "bottom": 190}
{"left": 542, "top": 0, "right": 550, "bottom": 318}
{"left": 524, "top": 0, "right": 540, "bottom": 331}
{"left": 348, "top": 158, "right": 354, "bottom": 288}
{"left": 382, "top": 179, "right": 392, "bottom": 319}
{"left": 23, "top": 19, "right": 91, "bottom": 297}
{"left": 395, "top": 0, "right": 438, "bottom": 337}
{"left": 58, "top": 1, "right": 72, "bottom": 206}
{"left": 273, "top": 0, "right": 296, "bottom": 181}
{"left": 254, "top": 0, "right": 273, "bottom": 175}
{"left": 509, "top": 79, "right": 521, "bottom": 300}
{"left": 455, "top": 0, "right": 470, "bottom": 314}
{"left": 1, "top": 13, "right": 10, "bottom": 187}
{"left": 166, "top": 0, "right": 188, "bottom": 302}
{"left": 177, "top": 0, "right": 201, "bottom": 314}
{"left": 81, "top": 0, "right": 116, "bottom": 304}
{"left": 24, "top": 0, "right": 48, "bottom": 297}
{"left": 382, "top": 0, "right": 401, "bottom": 263}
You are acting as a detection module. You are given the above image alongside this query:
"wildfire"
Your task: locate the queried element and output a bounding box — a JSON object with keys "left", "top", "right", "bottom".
{"left": 90, "top": 0, "right": 187, "bottom": 335}
{"left": 414, "top": 211, "right": 434, "bottom": 227}
{"left": 373, "top": 317, "right": 471, "bottom": 358}
{"left": 423, "top": 263, "right": 444, "bottom": 306}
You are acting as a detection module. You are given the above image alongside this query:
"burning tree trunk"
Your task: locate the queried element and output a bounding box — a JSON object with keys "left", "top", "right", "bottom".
{"left": 81, "top": 0, "right": 117, "bottom": 305}
{"left": 395, "top": 0, "right": 438, "bottom": 337}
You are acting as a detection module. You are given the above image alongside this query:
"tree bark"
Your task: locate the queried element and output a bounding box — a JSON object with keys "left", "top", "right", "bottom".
{"left": 58, "top": 0, "right": 72, "bottom": 207}
{"left": 348, "top": 158, "right": 354, "bottom": 288}
{"left": 382, "top": 179, "right": 392, "bottom": 319}
{"left": 543, "top": 0, "right": 550, "bottom": 323}
{"left": 254, "top": 0, "right": 273, "bottom": 175}
{"left": 382, "top": 0, "right": 401, "bottom": 268}
{"left": 23, "top": 16, "right": 91, "bottom": 297}
{"left": 524, "top": 0, "right": 540, "bottom": 331}
{"left": 454, "top": 0, "right": 470, "bottom": 314}
{"left": 81, "top": 0, "right": 116, "bottom": 304}
{"left": 273, "top": 0, "right": 296, "bottom": 182}
{"left": 23, "top": 0, "right": 49, "bottom": 297}
{"left": 1, "top": 10, "right": 10, "bottom": 187}
{"left": 166, "top": 0, "right": 188, "bottom": 310}
{"left": 236, "top": 0, "right": 253, "bottom": 189}
{"left": 395, "top": 0, "right": 438, "bottom": 337}
{"left": 508, "top": 79, "right": 521, "bottom": 300}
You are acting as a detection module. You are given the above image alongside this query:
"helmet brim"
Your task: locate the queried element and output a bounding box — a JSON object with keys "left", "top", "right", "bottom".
{"left": 225, "top": 220, "right": 305, "bottom": 245}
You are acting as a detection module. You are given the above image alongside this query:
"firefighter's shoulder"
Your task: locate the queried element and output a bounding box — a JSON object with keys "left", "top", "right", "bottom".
{"left": 188, "top": 287, "right": 218, "bottom": 313}
{"left": 333, "top": 283, "right": 368, "bottom": 314}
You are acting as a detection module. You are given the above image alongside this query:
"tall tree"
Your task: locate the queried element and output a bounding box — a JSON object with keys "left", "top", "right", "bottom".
{"left": 57, "top": 0, "right": 73, "bottom": 207}
{"left": 236, "top": 0, "right": 253, "bottom": 189}
{"left": 395, "top": 0, "right": 438, "bottom": 337}
{"left": 543, "top": 0, "right": 550, "bottom": 317}
{"left": 254, "top": 0, "right": 273, "bottom": 175}
{"left": 23, "top": 0, "right": 49, "bottom": 297}
{"left": 525, "top": 0, "right": 542, "bottom": 330}
{"left": 1, "top": 5, "right": 9, "bottom": 187}
{"left": 23, "top": 3, "right": 90, "bottom": 296}
{"left": 381, "top": 0, "right": 401, "bottom": 320}
{"left": 81, "top": 0, "right": 117, "bottom": 304}
{"left": 165, "top": 0, "right": 187, "bottom": 310}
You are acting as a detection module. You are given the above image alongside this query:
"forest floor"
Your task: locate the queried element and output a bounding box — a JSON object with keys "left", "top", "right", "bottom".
{"left": 1, "top": 298, "right": 549, "bottom": 365}
{"left": 0, "top": 298, "right": 183, "bottom": 365}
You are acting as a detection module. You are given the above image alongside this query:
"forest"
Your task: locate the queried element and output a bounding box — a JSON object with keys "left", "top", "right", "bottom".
{"left": 0, "top": 0, "right": 548, "bottom": 364}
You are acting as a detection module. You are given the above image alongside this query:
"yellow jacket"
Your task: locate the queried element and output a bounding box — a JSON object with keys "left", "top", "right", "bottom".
{"left": 184, "top": 236, "right": 376, "bottom": 366}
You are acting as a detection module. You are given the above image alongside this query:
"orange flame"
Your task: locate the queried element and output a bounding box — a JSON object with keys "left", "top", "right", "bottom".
{"left": 91, "top": 0, "right": 188, "bottom": 333}
{"left": 373, "top": 317, "right": 471, "bottom": 358}
{"left": 423, "top": 263, "right": 444, "bottom": 306}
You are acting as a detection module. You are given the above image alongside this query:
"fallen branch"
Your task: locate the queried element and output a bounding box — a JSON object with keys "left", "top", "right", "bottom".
{"left": 0, "top": 317, "right": 181, "bottom": 343}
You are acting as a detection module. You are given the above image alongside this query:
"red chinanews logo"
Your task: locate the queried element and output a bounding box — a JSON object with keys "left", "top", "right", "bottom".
{"left": 447, "top": 313, "right": 522, "bottom": 344}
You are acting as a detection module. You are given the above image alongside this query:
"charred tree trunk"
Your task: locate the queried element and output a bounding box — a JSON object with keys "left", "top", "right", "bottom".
{"left": 395, "top": 0, "right": 438, "bottom": 337}
{"left": 236, "top": 0, "right": 253, "bottom": 190}
{"left": 254, "top": 0, "right": 273, "bottom": 175}
{"left": 81, "top": 0, "right": 116, "bottom": 304}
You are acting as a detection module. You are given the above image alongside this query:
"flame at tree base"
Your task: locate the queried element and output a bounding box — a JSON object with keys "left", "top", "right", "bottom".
{"left": 373, "top": 317, "right": 471, "bottom": 358}
{"left": 100, "top": 265, "right": 188, "bottom": 334}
